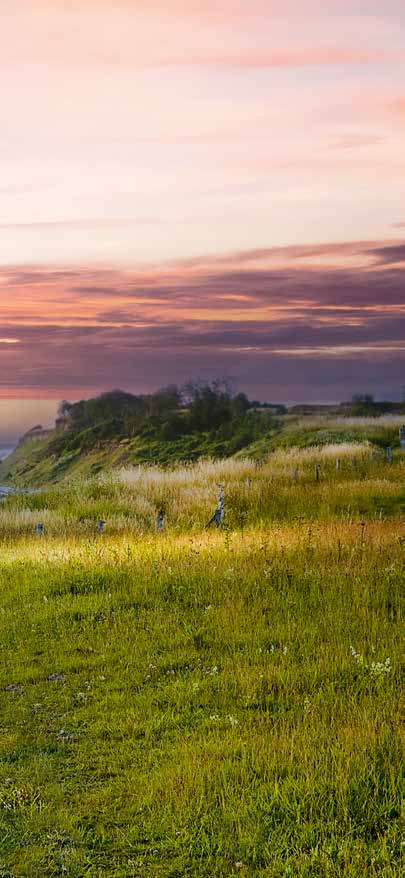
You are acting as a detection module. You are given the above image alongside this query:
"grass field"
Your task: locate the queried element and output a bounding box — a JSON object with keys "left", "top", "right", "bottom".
{"left": 0, "top": 445, "right": 403, "bottom": 876}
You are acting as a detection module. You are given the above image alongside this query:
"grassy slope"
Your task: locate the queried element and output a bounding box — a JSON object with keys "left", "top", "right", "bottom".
{"left": 1, "top": 413, "right": 404, "bottom": 488}
{"left": 0, "top": 449, "right": 403, "bottom": 876}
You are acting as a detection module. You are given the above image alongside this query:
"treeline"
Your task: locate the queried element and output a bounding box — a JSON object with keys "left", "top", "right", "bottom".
{"left": 345, "top": 394, "right": 405, "bottom": 416}
{"left": 52, "top": 382, "right": 285, "bottom": 456}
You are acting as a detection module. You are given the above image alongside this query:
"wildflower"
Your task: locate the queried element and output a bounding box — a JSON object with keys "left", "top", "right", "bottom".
{"left": 370, "top": 657, "right": 391, "bottom": 675}
{"left": 228, "top": 715, "right": 239, "bottom": 727}
{"left": 210, "top": 714, "right": 220, "bottom": 721}
{"left": 350, "top": 646, "right": 363, "bottom": 664}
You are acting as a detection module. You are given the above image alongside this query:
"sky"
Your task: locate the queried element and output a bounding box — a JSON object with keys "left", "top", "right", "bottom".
{"left": 1, "top": 1, "right": 405, "bottom": 443}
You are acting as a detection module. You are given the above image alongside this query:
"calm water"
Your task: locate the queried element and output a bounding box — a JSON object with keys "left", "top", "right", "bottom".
{"left": 0, "top": 446, "right": 14, "bottom": 461}
{"left": 0, "top": 447, "right": 15, "bottom": 496}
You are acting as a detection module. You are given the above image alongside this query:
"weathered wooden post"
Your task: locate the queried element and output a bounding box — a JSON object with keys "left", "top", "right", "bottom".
{"left": 336, "top": 458, "right": 341, "bottom": 471}
{"left": 399, "top": 426, "right": 405, "bottom": 451}
{"left": 315, "top": 464, "right": 320, "bottom": 482}
{"left": 293, "top": 467, "right": 299, "bottom": 481}
{"left": 387, "top": 446, "right": 393, "bottom": 464}
{"left": 206, "top": 484, "right": 224, "bottom": 528}
{"left": 157, "top": 510, "right": 164, "bottom": 532}
{"left": 216, "top": 484, "right": 224, "bottom": 528}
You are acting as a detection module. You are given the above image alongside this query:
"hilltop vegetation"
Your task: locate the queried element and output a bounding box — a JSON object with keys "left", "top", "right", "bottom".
{"left": 1, "top": 384, "right": 404, "bottom": 488}
{"left": 0, "top": 447, "right": 403, "bottom": 876}
{"left": 0, "top": 384, "right": 283, "bottom": 486}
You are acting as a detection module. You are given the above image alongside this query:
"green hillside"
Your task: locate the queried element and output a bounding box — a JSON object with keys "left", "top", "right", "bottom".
{"left": 1, "top": 386, "right": 404, "bottom": 488}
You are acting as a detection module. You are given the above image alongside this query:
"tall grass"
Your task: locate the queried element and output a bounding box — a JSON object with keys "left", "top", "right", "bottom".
{"left": 1, "top": 444, "right": 402, "bottom": 538}
{"left": 0, "top": 445, "right": 403, "bottom": 876}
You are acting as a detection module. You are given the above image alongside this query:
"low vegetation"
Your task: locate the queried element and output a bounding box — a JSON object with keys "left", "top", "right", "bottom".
{"left": 1, "top": 385, "right": 403, "bottom": 488}
{"left": 0, "top": 441, "right": 403, "bottom": 876}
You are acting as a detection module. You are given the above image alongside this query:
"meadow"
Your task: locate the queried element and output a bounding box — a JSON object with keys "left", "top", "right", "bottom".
{"left": 0, "top": 443, "right": 403, "bottom": 877}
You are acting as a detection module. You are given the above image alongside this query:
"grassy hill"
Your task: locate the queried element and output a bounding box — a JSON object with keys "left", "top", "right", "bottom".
{"left": 0, "top": 448, "right": 403, "bottom": 876}
{"left": 1, "top": 386, "right": 404, "bottom": 489}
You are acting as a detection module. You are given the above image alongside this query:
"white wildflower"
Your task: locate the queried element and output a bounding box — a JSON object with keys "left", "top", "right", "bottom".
{"left": 370, "top": 658, "right": 391, "bottom": 675}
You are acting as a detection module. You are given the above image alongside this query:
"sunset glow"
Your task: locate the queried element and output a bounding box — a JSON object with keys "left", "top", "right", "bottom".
{"left": 1, "top": 1, "right": 405, "bottom": 436}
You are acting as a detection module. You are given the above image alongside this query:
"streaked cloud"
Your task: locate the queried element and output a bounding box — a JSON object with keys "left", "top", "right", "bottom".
{"left": 1, "top": 2, "right": 404, "bottom": 266}
{"left": 0, "top": 239, "right": 404, "bottom": 404}
{"left": 1, "top": 2, "right": 404, "bottom": 425}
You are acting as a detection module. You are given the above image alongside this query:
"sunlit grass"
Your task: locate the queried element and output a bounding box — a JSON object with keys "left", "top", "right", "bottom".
{"left": 0, "top": 446, "right": 403, "bottom": 876}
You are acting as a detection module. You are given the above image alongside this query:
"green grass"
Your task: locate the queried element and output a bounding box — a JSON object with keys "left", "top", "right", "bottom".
{"left": 0, "top": 447, "right": 403, "bottom": 876}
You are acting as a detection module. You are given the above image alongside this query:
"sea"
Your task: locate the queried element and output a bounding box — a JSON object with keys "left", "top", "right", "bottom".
{"left": 0, "top": 446, "right": 14, "bottom": 461}
{"left": 0, "top": 446, "right": 14, "bottom": 496}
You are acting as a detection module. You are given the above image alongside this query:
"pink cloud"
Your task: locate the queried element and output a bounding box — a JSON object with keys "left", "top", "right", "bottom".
{"left": 158, "top": 48, "right": 388, "bottom": 70}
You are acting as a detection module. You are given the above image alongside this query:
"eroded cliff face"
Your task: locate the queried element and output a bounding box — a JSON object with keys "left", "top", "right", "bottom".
{"left": 17, "top": 425, "right": 53, "bottom": 446}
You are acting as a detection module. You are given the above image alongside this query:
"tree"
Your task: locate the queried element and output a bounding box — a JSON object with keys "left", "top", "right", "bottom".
{"left": 351, "top": 394, "right": 375, "bottom": 405}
